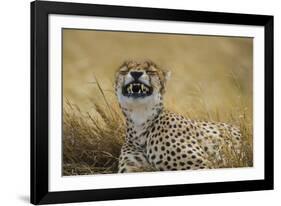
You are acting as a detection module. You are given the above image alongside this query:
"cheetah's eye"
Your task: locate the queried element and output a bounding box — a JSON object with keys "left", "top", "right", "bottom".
{"left": 119, "top": 70, "right": 128, "bottom": 75}
{"left": 146, "top": 71, "right": 157, "bottom": 75}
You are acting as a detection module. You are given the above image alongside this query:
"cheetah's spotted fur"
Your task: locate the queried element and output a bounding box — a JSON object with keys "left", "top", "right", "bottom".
{"left": 115, "top": 60, "right": 242, "bottom": 173}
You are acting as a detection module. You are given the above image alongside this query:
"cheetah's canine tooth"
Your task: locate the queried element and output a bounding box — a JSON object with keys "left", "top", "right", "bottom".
{"left": 141, "top": 84, "right": 144, "bottom": 92}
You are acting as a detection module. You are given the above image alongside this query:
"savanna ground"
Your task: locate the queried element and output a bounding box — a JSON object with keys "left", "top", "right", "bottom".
{"left": 62, "top": 29, "right": 253, "bottom": 176}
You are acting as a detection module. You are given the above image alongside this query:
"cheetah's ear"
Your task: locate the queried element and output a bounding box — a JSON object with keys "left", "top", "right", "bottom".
{"left": 164, "top": 70, "right": 171, "bottom": 82}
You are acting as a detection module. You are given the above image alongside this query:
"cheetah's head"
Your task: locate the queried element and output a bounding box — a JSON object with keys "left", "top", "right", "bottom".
{"left": 115, "top": 60, "right": 171, "bottom": 110}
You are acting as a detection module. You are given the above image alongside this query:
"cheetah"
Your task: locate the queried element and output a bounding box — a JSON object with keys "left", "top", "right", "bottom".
{"left": 115, "top": 60, "right": 242, "bottom": 173}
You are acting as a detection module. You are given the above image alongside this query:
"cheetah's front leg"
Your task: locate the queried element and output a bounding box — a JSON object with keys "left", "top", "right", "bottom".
{"left": 118, "top": 142, "right": 155, "bottom": 173}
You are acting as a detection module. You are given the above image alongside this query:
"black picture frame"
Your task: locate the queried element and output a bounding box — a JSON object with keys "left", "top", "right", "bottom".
{"left": 31, "top": 0, "right": 274, "bottom": 204}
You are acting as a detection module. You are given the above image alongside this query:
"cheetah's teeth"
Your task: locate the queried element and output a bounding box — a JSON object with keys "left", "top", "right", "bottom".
{"left": 127, "top": 84, "right": 133, "bottom": 94}
{"left": 125, "top": 83, "right": 150, "bottom": 95}
{"left": 129, "top": 84, "right": 133, "bottom": 93}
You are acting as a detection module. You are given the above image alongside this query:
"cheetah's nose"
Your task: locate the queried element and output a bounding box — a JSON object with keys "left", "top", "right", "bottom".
{"left": 130, "top": 71, "right": 143, "bottom": 80}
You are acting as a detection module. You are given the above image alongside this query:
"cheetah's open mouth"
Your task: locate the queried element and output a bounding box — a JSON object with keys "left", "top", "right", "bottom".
{"left": 122, "top": 81, "right": 153, "bottom": 98}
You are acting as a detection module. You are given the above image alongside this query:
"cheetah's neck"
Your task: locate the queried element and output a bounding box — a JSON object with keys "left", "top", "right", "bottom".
{"left": 122, "top": 102, "right": 164, "bottom": 146}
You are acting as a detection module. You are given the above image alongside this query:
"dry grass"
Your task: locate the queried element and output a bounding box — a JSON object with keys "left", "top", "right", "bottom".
{"left": 63, "top": 97, "right": 125, "bottom": 175}
{"left": 63, "top": 78, "right": 125, "bottom": 175}
{"left": 63, "top": 79, "right": 253, "bottom": 176}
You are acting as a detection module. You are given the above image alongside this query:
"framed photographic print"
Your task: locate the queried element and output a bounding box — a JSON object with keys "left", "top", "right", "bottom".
{"left": 31, "top": 0, "right": 274, "bottom": 204}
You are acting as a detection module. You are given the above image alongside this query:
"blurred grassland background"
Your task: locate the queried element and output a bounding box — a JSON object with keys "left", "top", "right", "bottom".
{"left": 63, "top": 29, "right": 253, "bottom": 176}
